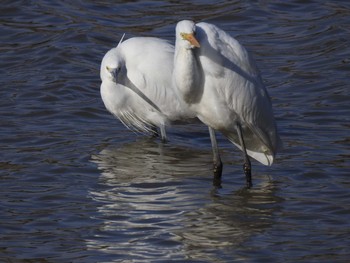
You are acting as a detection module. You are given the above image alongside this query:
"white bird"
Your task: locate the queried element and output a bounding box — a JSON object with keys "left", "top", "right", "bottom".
{"left": 173, "top": 20, "right": 282, "bottom": 187}
{"left": 100, "top": 36, "right": 196, "bottom": 141}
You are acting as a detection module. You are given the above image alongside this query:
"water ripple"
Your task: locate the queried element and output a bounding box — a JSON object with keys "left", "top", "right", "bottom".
{"left": 1, "top": 1, "right": 349, "bottom": 262}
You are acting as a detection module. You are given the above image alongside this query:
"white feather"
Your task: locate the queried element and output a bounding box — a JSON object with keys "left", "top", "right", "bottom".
{"left": 100, "top": 37, "right": 196, "bottom": 139}
{"left": 174, "top": 20, "right": 282, "bottom": 165}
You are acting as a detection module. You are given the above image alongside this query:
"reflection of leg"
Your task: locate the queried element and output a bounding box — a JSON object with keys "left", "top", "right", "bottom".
{"left": 235, "top": 123, "right": 252, "bottom": 188}
{"left": 208, "top": 127, "right": 223, "bottom": 181}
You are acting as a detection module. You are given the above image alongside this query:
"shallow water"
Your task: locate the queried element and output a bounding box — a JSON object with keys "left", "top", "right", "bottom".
{"left": 1, "top": 1, "right": 349, "bottom": 262}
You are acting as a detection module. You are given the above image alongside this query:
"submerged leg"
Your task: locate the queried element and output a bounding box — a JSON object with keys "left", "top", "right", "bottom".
{"left": 235, "top": 123, "right": 252, "bottom": 188}
{"left": 208, "top": 127, "right": 223, "bottom": 184}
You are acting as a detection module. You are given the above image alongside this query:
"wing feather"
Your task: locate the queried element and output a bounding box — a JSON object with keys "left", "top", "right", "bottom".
{"left": 196, "top": 22, "right": 280, "bottom": 164}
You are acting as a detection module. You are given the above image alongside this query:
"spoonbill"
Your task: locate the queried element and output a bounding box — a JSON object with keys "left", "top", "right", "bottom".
{"left": 100, "top": 36, "right": 196, "bottom": 141}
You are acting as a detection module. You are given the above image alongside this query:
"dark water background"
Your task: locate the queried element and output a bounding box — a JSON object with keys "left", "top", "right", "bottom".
{"left": 1, "top": 1, "right": 349, "bottom": 262}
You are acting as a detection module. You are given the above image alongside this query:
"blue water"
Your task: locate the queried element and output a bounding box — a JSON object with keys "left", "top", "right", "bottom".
{"left": 1, "top": 1, "right": 349, "bottom": 262}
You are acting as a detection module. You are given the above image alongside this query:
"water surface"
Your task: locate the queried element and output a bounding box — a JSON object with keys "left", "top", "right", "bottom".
{"left": 1, "top": 1, "right": 349, "bottom": 262}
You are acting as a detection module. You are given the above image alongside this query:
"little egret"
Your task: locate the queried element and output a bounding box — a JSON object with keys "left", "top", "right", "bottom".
{"left": 173, "top": 20, "right": 282, "bottom": 187}
{"left": 100, "top": 36, "right": 196, "bottom": 141}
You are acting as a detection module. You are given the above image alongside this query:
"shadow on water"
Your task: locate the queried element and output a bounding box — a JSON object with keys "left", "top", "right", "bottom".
{"left": 88, "top": 138, "right": 283, "bottom": 262}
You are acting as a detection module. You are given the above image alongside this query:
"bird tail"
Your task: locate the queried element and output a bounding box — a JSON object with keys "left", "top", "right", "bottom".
{"left": 225, "top": 131, "right": 276, "bottom": 166}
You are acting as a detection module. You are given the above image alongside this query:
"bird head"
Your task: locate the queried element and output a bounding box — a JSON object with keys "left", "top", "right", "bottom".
{"left": 100, "top": 47, "right": 125, "bottom": 83}
{"left": 176, "top": 20, "right": 200, "bottom": 49}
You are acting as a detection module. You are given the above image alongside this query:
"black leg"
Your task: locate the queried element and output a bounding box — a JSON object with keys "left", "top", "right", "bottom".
{"left": 208, "top": 127, "right": 223, "bottom": 186}
{"left": 235, "top": 123, "right": 252, "bottom": 188}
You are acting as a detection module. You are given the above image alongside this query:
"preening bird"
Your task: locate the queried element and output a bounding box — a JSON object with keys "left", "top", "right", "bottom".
{"left": 173, "top": 20, "right": 281, "bottom": 187}
{"left": 100, "top": 36, "right": 196, "bottom": 141}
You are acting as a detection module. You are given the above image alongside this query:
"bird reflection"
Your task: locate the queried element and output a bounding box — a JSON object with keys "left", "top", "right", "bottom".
{"left": 88, "top": 138, "right": 282, "bottom": 261}
{"left": 91, "top": 137, "right": 211, "bottom": 185}
{"left": 176, "top": 181, "right": 282, "bottom": 261}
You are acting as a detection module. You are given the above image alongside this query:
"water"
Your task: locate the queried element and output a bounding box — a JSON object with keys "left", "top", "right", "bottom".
{"left": 1, "top": 1, "right": 349, "bottom": 262}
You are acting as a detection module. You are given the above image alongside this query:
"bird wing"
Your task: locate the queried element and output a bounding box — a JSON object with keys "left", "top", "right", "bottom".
{"left": 100, "top": 80, "right": 157, "bottom": 134}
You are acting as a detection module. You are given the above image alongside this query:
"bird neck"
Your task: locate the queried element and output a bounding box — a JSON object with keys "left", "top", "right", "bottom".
{"left": 173, "top": 46, "right": 203, "bottom": 104}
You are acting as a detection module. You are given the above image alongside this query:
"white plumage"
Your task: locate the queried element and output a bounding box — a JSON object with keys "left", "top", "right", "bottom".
{"left": 100, "top": 36, "right": 196, "bottom": 141}
{"left": 173, "top": 20, "right": 281, "bottom": 187}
